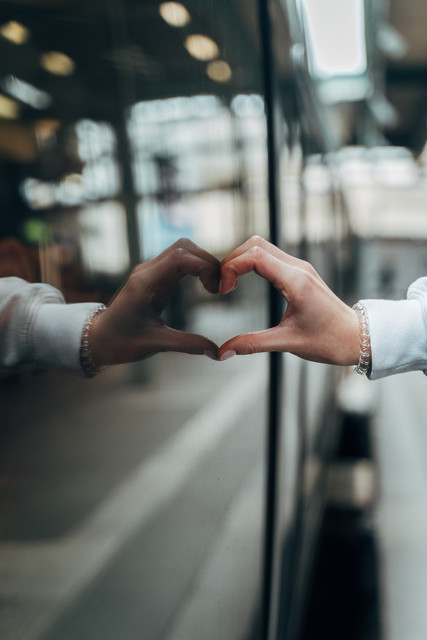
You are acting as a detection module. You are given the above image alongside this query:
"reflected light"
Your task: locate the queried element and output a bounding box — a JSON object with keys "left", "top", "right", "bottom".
{"left": 57, "top": 173, "right": 86, "bottom": 205}
{"left": 184, "top": 34, "right": 219, "bottom": 61}
{"left": 231, "top": 94, "right": 265, "bottom": 117}
{"left": 206, "top": 60, "right": 232, "bottom": 83}
{"left": 40, "top": 51, "right": 75, "bottom": 76}
{"left": 22, "top": 178, "right": 56, "bottom": 210}
{"left": 1, "top": 75, "right": 52, "bottom": 109}
{"left": 0, "top": 20, "right": 30, "bottom": 45}
{"left": 302, "top": 0, "right": 366, "bottom": 78}
{"left": 79, "top": 202, "right": 130, "bottom": 276}
{"left": 159, "top": 2, "right": 191, "bottom": 27}
{"left": 0, "top": 94, "right": 19, "bottom": 119}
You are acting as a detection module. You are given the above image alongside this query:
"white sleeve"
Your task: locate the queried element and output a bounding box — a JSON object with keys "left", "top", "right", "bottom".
{"left": 360, "top": 276, "right": 427, "bottom": 380}
{"left": 0, "top": 277, "right": 99, "bottom": 375}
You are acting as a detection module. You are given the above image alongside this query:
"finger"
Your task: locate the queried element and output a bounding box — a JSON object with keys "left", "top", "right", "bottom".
{"left": 218, "top": 326, "right": 289, "bottom": 358}
{"left": 154, "top": 326, "right": 219, "bottom": 359}
{"left": 221, "top": 236, "right": 300, "bottom": 269}
{"left": 151, "top": 246, "right": 221, "bottom": 296}
{"left": 142, "top": 238, "right": 220, "bottom": 281}
{"left": 220, "top": 246, "right": 294, "bottom": 296}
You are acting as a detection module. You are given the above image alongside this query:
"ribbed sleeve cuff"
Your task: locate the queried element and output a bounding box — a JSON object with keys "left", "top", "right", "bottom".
{"left": 361, "top": 297, "right": 427, "bottom": 380}
{"left": 31, "top": 302, "right": 100, "bottom": 373}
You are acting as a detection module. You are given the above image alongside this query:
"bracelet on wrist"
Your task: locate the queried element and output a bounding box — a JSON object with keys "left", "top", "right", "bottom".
{"left": 352, "top": 302, "right": 371, "bottom": 376}
{"left": 80, "top": 304, "right": 107, "bottom": 378}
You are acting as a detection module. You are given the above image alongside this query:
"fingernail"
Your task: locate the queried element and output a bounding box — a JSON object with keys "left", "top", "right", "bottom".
{"left": 204, "top": 350, "right": 218, "bottom": 361}
{"left": 220, "top": 350, "right": 237, "bottom": 361}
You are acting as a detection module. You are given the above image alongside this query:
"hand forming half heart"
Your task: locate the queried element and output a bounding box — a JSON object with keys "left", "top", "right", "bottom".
{"left": 90, "top": 236, "right": 360, "bottom": 369}
{"left": 90, "top": 238, "right": 221, "bottom": 367}
{"left": 218, "top": 236, "right": 360, "bottom": 367}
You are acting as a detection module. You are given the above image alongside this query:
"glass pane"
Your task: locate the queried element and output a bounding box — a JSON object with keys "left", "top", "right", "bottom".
{"left": 0, "top": 2, "right": 268, "bottom": 639}
{"left": 268, "top": 1, "right": 355, "bottom": 638}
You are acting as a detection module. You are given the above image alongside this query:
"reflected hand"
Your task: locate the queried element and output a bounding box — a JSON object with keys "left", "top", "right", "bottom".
{"left": 90, "top": 239, "right": 220, "bottom": 366}
{"left": 218, "top": 236, "right": 360, "bottom": 366}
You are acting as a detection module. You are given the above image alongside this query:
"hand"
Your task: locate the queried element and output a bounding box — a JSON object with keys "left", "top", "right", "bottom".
{"left": 90, "top": 239, "right": 220, "bottom": 366}
{"left": 218, "top": 236, "right": 360, "bottom": 366}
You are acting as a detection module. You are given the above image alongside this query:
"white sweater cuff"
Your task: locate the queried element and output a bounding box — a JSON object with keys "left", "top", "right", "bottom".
{"left": 31, "top": 302, "right": 99, "bottom": 373}
{"left": 361, "top": 284, "right": 427, "bottom": 379}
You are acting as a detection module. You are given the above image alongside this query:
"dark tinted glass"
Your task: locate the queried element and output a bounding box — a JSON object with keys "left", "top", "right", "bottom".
{"left": 0, "top": 2, "right": 269, "bottom": 639}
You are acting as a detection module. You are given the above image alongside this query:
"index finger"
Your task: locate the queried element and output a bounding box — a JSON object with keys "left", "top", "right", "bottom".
{"left": 147, "top": 245, "right": 221, "bottom": 296}
{"left": 143, "top": 238, "right": 219, "bottom": 273}
{"left": 220, "top": 245, "right": 295, "bottom": 296}
{"left": 221, "top": 236, "right": 300, "bottom": 269}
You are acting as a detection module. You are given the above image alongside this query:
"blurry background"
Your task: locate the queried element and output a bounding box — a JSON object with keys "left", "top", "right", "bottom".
{"left": 0, "top": 1, "right": 427, "bottom": 639}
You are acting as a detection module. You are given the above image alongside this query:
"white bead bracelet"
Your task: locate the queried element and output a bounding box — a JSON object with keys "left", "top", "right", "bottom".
{"left": 80, "top": 304, "right": 107, "bottom": 378}
{"left": 352, "top": 302, "right": 371, "bottom": 376}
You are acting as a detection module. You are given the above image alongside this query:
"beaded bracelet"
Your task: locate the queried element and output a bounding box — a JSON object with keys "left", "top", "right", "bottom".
{"left": 352, "top": 302, "right": 371, "bottom": 376}
{"left": 80, "top": 304, "right": 107, "bottom": 378}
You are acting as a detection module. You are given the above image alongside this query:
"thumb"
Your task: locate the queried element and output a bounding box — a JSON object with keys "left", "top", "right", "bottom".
{"left": 219, "top": 327, "right": 288, "bottom": 359}
{"left": 156, "top": 326, "right": 219, "bottom": 360}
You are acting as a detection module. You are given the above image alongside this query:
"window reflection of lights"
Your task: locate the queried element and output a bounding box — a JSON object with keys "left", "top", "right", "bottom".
{"left": 57, "top": 173, "right": 86, "bottom": 205}
{"left": 303, "top": 161, "right": 331, "bottom": 194}
{"left": 1, "top": 75, "right": 52, "bottom": 109}
{"left": 231, "top": 94, "right": 265, "bottom": 117}
{"left": 206, "top": 60, "right": 231, "bottom": 83}
{"left": 22, "top": 178, "right": 56, "bottom": 210}
{"left": 301, "top": 0, "right": 366, "bottom": 78}
{"left": 78, "top": 203, "right": 130, "bottom": 276}
{"left": 159, "top": 2, "right": 191, "bottom": 27}
{"left": 40, "top": 51, "right": 75, "bottom": 76}
{"left": 0, "top": 21, "right": 30, "bottom": 45}
{"left": 130, "top": 95, "right": 221, "bottom": 125}
{"left": 184, "top": 34, "right": 219, "bottom": 61}
{"left": 82, "top": 159, "right": 120, "bottom": 200}
{"left": 0, "top": 94, "right": 19, "bottom": 119}
{"left": 76, "top": 119, "right": 116, "bottom": 161}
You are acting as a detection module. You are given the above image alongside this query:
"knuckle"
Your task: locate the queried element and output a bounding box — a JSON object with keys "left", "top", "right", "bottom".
{"left": 248, "top": 245, "right": 264, "bottom": 259}
{"left": 172, "top": 246, "right": 188, "bottom": 260}
{"left": 245, "top": 339, "right": 257, "bottom": 355}
{"left": 249, "top": 234, "right": 265, "bottom": 248}
{"left": 172, "top": 237, "right": 192, "bottom": 251}
{"left": 299, "top": 259, "right": 317, "bottom": 276}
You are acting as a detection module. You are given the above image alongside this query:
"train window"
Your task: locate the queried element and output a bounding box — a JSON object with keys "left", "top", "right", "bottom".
{"left": 0, "top": 1, "right": 269, "bottom": 640}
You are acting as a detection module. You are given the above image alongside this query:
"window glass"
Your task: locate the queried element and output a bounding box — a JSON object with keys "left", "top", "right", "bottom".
{"left": 0, "top": 2, "right": 268, "bottom": 639}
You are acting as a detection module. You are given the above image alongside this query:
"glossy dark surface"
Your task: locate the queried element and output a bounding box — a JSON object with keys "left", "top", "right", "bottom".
{"left": 0, "top": 2, "right": 354, "bottom": 640}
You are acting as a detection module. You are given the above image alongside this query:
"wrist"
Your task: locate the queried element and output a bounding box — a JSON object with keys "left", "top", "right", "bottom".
{"left": 80, "top": 304, "right": 108, "bottom": 377}
{"left": 352, "top": 302, "right": 371, "bottom": 375}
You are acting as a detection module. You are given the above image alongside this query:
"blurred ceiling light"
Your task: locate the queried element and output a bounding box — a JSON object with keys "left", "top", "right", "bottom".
{"left": 0, "top": 94, "right": 19, "bottom": 119}
{"left": 1, "top": 75, "right": 52, "bottom": 109}
{"left": 184, "top": 34, "right": 219, "bottom": 61}
{"left": 0, "top": 20, "right": 30, "bottom": 45}
{"left": 40, "top": 51, "right": 75, "bottom": 76}
{"left": 301, "top": 0, "right": 367, "bottom": 78}
{"left": 206, "top": 60, "right": 232, "bottom": 83}
{"left": 159, "top": 2, "right": 191, "bottom": 27}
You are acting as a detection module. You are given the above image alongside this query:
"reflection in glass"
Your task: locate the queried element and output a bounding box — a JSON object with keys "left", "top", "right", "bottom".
{"left": 206, "top": 59, "right": 232, "bottom": 83}
{"left": 40, "top": 51, "right": 75, "bottom": 76}
{"left": 184, "top": 34, "right": 220, "bottom": 61}
{"left": 159, "top": 2, "right": 191, "bottom": 28}
{"left": 0, "top": 19, "right": 30, "bottom": 45}
{"left": 0, "top": 1, "right": 269, "bottom": 639}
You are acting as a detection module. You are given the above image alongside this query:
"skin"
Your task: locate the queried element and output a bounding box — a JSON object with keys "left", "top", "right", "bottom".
{"left": 218, "top": 236, "right": 362, "bottom": 366}
{"left": 90, "top": 238, "right": 221, "bottom": 367}
{"left": 89, "top": 235, "right": 366, "bottom": 370}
